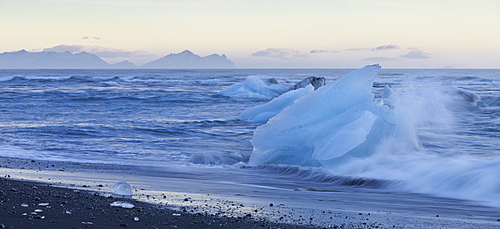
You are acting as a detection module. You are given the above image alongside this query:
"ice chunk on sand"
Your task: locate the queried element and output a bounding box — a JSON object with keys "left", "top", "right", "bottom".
{"left": 110, "top": 201, "right": 135, "bottom": 209}
{"left": 112, "top": 181, "right": 133, "bottom": 198}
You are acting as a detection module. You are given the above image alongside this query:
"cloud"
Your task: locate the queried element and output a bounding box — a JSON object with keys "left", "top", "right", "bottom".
{"left": 400, "top": 48, "right": 432, "bottom": 59}
{"left": 371, "top": 44, "right": 401, "bottom": 51}
{"left": 43, "top": 45, "right": 153, "bottom": 58}
{"left": 362, "top": 57, "right": 400, "bottom": 62}
{"left": 343, "top": 48, "right": 370, "bottom": 51}
{"left": 82, "top": 36, "right": 101, "bottom": 40}
{"left": 252, "top": 48, "right": 307, "bottom": 59}
{"left": 310, "top": 49, "right": 340, "bottom": 54}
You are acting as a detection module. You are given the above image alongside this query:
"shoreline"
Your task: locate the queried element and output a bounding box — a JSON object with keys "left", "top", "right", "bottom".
{"left": 0, "top": 177, "right": 319, "bottom": 229}
{"left": 1, "top": 157, "right": 500, "bottom": 228}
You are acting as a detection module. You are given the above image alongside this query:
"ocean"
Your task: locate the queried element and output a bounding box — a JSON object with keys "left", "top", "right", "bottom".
{"left": 0, "top": 68, "right": 499, "bottom": 225}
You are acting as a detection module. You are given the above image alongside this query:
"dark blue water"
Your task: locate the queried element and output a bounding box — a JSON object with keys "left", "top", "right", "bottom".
{"left": 0, "top": 69, "right": 350, "bottom": 164}
{"left": 0, "top": 68, "right": 499, "bottom": 207}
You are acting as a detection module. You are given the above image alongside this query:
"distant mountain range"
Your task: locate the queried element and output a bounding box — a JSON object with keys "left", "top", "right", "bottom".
{"left": 142, "top": 50, "right": 235, "bottom": 69}
{"left": 0, "top": 50, "right": 235, "bottom": 69}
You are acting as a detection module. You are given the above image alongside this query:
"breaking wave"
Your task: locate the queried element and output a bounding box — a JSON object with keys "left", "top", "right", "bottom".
{"left": 248, "top": 65, "right": 500, "bottom": 206}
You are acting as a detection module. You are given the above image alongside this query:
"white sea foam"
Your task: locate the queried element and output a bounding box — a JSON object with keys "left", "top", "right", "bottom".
{"left": 218, "top": 76, "right": 289, "bottom": 99}
{"left": 453, "top": 80, "right": 500, "bottom": 86}
{"left": 0, "top": 76, "right": 16, "bottom": 81}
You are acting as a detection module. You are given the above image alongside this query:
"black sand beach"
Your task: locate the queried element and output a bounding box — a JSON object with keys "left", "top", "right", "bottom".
{"left": 1, "top": 158, "right": 500, "bottom": 229}
{"left": 0, "top": 177, "right": 320, "bottom": 229}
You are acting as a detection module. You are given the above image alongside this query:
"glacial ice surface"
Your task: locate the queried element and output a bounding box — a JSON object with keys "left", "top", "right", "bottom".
{"left": 249, "top": 64, "right": 396, "bottom": 166}
{"left": 241, "top": 84, "right": 314, "bottom": 123}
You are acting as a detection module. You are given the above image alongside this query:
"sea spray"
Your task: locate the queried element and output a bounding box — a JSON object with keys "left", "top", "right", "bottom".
{"left": 249, "top": 65, "right": 500, "bottom": 206}
{"left": 218, "top": 76, "right": 289, "bottom": 99}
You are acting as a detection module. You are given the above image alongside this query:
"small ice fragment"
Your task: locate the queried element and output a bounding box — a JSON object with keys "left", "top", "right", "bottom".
{"left": 20, "top": 203, "right": 29, "bottom": 207}
{"left": 134, "top": 217, "right": 139, "bottom": 222}
{"left": 82, "top": 222, "right": 94, "bottom": 225}
{"left": 110, "top": 201, "right": 135, "bottom": 209}
{"left": 65, "top": 210, "right": 72, "bottom": 215}
{"left": 112, "top": 181, "right": 133, "bottom": 198}
{"left": 172, "top": 213, "right": 181, "bottom": 216}
{"left": 38, "top": 203, "right": 49, "bottom": 206}
{"left": 22, "top": 213, "right": 28, "bottom": 216}
{"left": 34, "top": 209, "right": 43, "bottom": 213}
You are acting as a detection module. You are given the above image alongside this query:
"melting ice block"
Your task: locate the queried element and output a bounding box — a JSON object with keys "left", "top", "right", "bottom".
{"left": 110, "top": 201, "right": 135, "bottom": 209}
{"left": 241, "top": 84, "right": 314, "bottom": 123}
{"left": 112, "top": 181, "right": 133, "bottom": 198}
{"left": 249, "top": 64, "right": 393, "bottom": 166}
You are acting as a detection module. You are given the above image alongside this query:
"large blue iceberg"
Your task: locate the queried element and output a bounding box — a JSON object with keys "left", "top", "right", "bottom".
{"left": 249, "top": 64, "right": 416, "bottom": 166}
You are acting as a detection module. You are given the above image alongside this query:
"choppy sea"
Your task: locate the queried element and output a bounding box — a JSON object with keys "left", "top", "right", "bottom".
{"left": 0, "top": 68, "right": 499, "bottom": 220}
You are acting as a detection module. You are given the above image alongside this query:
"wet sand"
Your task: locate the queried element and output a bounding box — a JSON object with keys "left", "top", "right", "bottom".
{"left": 0, "top": 177, "right": 319, "bottom": 229}
{"left": 1, "top": 157, "right": 500, "bottom": 229}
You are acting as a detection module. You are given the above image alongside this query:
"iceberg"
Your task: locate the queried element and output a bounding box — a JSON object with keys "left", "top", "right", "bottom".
{"left": 249, "top": 64, "right": 410, "bottom": 166}
{"left": 241, "top": 84, "right": 314, "bottom": 123}
{"left": 218, "top": 76, "right": 289, "bottom": 100}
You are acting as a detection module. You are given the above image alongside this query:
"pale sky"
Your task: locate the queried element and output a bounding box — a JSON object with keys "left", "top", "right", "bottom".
{"left": 1, "top": 0, "right": 499, "bottom": 68}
